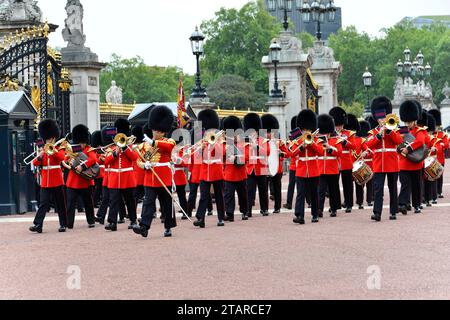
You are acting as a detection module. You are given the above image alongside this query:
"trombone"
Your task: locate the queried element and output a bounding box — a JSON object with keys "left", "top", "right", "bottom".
{"left": 184, "top": 130, "right": 225, "bottom": 156}
{"left": 113, "top": 133, "right": 136, "bottom": 149}
{"left": 289, "top": 129, "right": 319, "bottom": 153}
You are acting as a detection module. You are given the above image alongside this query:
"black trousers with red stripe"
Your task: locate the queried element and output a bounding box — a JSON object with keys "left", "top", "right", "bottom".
{"left": 34, "top": 186, "right": 67, "bottom": 228}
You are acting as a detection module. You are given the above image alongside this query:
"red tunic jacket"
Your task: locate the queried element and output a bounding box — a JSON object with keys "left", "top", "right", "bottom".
{"left": 338, "top": 130, "right": 356, "bottom": 171}
{"left": 143, "top": 138, "right": 176, "bottom": 188}
{"left": 292, "top": 140, "right": 323, "bottom": 178}
{"left": 429, "top": 136, "right": 446, "bottom": 165}
{"left": 66, "top": 146, "right": 97, "bottom": 189}
{"left": 172, "top": 148, "right": 188, "bottom": 186}
{"left": 399, "top": 127, "right": 427, "bottom": 171}
{"left": 104, "top": 146, "right": 138, "bottom": 189}
{"left": 223, "top": 142, "right": 248, "bottom": 182}
{"left": 366, "top": 128, "right": 403, "bottom": 173}
{"left": 199, "top": 143, "right": 225, "bottom": 182}
{"left": 317, "top": 137, "right": 343, "bottom": 175}
{"left": 33, "top": 148, "right": 65, "bottom": 189}
{"left": 246, "top": 137, "right": 270, "bottom": 176}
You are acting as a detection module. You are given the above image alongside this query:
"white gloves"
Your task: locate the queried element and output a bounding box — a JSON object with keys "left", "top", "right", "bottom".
{"left": 144, "top": 161, "right": 153, "bottom": 170}
{"left": 144, "top": 134, "right": 154, "bottom": 146}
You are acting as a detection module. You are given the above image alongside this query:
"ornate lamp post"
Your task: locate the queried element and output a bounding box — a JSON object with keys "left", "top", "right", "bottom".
{"left": 362, "top": 67, "right": 373, "bottom": 117}
{"left": 278, "top": 0, "right": 293, "bottom": 31}
{"left": 270, "top": 41, "right": 283, "bottom": 98}
{"left": 396, "top": 47, "right": 432, "bottom": 97}
{"left": 297, "top": 0, "right": 336, "bottom": 41}
{"left": 190, "top": 26, "right": 207, "bottom": 99}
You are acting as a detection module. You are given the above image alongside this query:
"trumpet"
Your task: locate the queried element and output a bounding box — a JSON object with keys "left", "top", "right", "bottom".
{"left": 289, "top": 129, "right": 319, "bottom": 152}
{"left": 383, "top": 114, "right": 400, "bottom": 131}
{"left": 114, "top": 133, "right": 136, "bottom": 149}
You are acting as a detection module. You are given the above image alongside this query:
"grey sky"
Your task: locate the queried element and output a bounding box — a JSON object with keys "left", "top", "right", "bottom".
{"left": 39, "top": 0, "right": 449, "bottom": 74}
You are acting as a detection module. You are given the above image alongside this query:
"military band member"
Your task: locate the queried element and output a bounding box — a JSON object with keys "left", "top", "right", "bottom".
{"left": 284, "top": 116, "right": 301, "bottom": 210}
{"left": 193, "top": 109, "right": 226, "bottom": 228}
{"left": 245, "top": 113, "right": 270, "bottom": 218}
{"left": 366, "top": 97, "right": 403, "bottom": 221}
{"left": 317, "top": 114, "right": 343, "bottom": 218}
{"left": 65, "top": 125, "right": 97, "bottom": 229}
{"left": 222, "top": 116, "right": 249, "bottom": 222}
{"left": 398, "top": 101, "right": 428, "bottom": 215}
{"left": 428, "top": 109, "right": 448, "bottom": 199}
{"left": 29, "top": 119, "right": 68, "bottom": 234}
{"left": 424, "top": 114, "right": 440, "bottom": 206}
{"left": 292, "top": 110, "right": 322, "bottom": 224}
{"left": 355, "top": 120, "right": 374, "bottom": 209}
{"left": 91, "top": 130, "right": 104, "bottom": 208}
{"left": 171, "top": 133, "right": 189, "bottom": 220}
{"left": 132, "top": 125, "right": 146, "bottom": 204}
{"left": 105, "top": 119, "right": 139, "bottom": 232}
{"left": 330, "top": 107, "right": 356, "bottom": 213}
{"left": 133, "top": 106, "right": 177, "bottom": 238}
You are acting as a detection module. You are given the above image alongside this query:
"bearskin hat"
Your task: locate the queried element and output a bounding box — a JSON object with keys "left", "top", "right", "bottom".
{"left": 366, "top": 116, "right": 378, "bottom": 130}
{"left": 400, "top": 100, "right": 420, "bottom": 122}
{"left": 297, "top": 109, "right": 318, "bottom": 132}
{"left": 148, "top": 105, "right": 175, "bottom": 133}
{"left": 261, "top": 114, "right": 280, "bottom": 133}
{"left": 427, "top": 113, "right": 437, "bottom": 133}
{"left": 417, "top": 110, "right": 429, "bottom": 127}
{"left": 243, "top": 113, "right": 262, "bottom": 131}
{"left": 345, "top": 114, "right": 361, "bottom": 132}
{"left": 101, "top": 126, "right": 116, "bottom": 146}
{"left": 371, "top": 96, "right": 393, "bottom": 119}
{"left": 223, "top": 116, "right": 243, "bottom": 131}
{"left": 198, "top": 109, "right": 220, "bottom": 131}
{"left": 38, "top": 119, "right": 60, "bottom": 141}
{"left": 114, "top": 118, "right": 131, "bottom": 136}
{"left": 91, "top": 130, "right": 102, "bottom": 148}
{"left": 291, "top": 116, "right": 298, "bottom": 131}
{"left": 329, "top": 107, "right": 348, "bottom": 126}
{"left": 414, "top": 100, "right": 423, "bottom": 120}
{"left": 72, "top": 124, "right": 90, "bottom": 144}
{"left": 358, "top": 121, "right": 371, "bottom": 138}
{"left": 131, "top": 125, "right": 144, "bottom": 144}
{"left": 318, "top": 114, "right": 335, "bottom": 135}
{"left": 428, "top": 109, "right": 442, "bottom": 127}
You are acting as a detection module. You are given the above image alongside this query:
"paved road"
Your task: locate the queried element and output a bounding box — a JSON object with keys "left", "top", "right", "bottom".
{"left": 1, "top": 171, "right": 450, "bottom": 300}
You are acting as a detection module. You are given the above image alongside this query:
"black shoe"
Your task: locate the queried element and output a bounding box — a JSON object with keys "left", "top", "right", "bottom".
{"left": 247, "top": 212, "right": 253, "bottom": 218}
{"left": 181, "top": 215, "right": 188, "bottom": 220}
{"left": 330, "top": 212, "right": 337, "bottom": 218}
{"left": 426, "top": 202, "right": 432, "bottom": 207}
{"left": 406, "top": 204, "right": 412, "bottom": 211}
{"left": 118, "top": 219, "right": 125, "bottom": 224}
{"left": 133, "top": 225, "right": 148, "bottom": 238}
{"left": 414, "top": 208, "right": 422, "bottom": 214}
{"left": 270, "top": 195, "right": 275, "bottom": 201}
{"left": 399, "top": 206, "right": 408, "bottom": 216}
{"left": 105, "top": 223, "right": 117, "bottom": 232}
{"left": 193, "top": 220, "right": 205, "bottom": 228}
{"left": 58, "top": 226, "right": 67, "bottom": 233}
{"left": 217, "top": 221, "right": 225, "bottom": 227}
{"left": 439, "top": 194, "right": 444, "bottom": 199}
{"left": 358, "top": 205, "right": 364, "bottom": 210}
{"left": 293, "top": 217, "right": 305, "bottom": 224}
{"left": 283, "top": 204, "right": 292, "bottom": 210}
{"left": 390, "top": 215, "right": 397, "bottom": 221}
{"left": 345, "top": 208, "right": 352, "bottom": 213}
{"left": 312, "top": 217, "right": 319, "bottom": 223}
{"left": 432, "top": 200, "right": 438, "bottom": 205}
{"left": 88, "top": 224, "right": 95, "bottom": 229}
{"left": 367, "top": 202, "right": 373, "bottom": 207}
{"left": 95, "top": 217, "right": 105, "bottom": 225}
{"left": 242, "top": 214, "right": 249, "bottom": 221}
{"left": 318, "top": 211, "right": 324, "bottom": 218}
{"left": 67, "top": 226, "right": 74, "bottom": 230}
{"left": 261, "top": 211, "right": 269, "bottom": 217}
{"left": 128, "top": 222, "right": 137, "bottom": 230}
{"left": 164, "top": 229, "right": 172, "bottom": 237}
{"left": 227, "top": 216, "right": 235, "bottom": 223}
{"left": 29, "top": 225, "right": 43, "bottom": 234}
{"left": 207, "top": 211, "right": 213, "bottom": 216}
{"left": 273, "top": 210, "right": 281, "bottom": 214}
{"left": 371, "top": 214, "right": 381, "bottom": 222}
{"left": 419, "top": 205, "right": 424, "bottom": 210}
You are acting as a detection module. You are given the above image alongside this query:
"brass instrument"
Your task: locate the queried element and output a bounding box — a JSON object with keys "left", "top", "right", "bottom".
{"left": 113, "top": 133, "right": 136, "bottom": 149}
{"left": 383, "top": 114, "right": 400, "bottom": 131}
{"left": 43, "top": 136, "right": 69, "bottom": 156}
{"left": 289, "top": 129, "right": 319, "bottom": 153}
{"left": 137, "top": 145, "right": 160, "bottom": 170}
{"left": 184, "top": 130, "right": 225, "bottom": 156}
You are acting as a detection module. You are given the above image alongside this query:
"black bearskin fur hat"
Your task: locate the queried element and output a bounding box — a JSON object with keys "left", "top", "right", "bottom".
{"left": 243, "top": 113, "right": 262, "bottom": 131}
{"left": 400, "top": 100, "right": 420, "bottom": 122}
{"left": 329, "top": 107, "right": 348, "bottom": 126}
{"left": 415, "top": 100, "right": 423, "bottom": 120}
{"left": 358, "top": 121, "right": 371, "bottom": 138}
{"left": 101, "top": 126, "right": 116, "bottom": 146}
{"left": 114, "top": 118, "right": 131, "bottom": 136}
{"left": 371, "top": 96, "right": 393, "bottom": 118}
{"left": 291, "top": 116, "right": 298, "bottom": 131}
{"left": 148, "top": 105, "right": 175, "bottom": 133}
{"left": 261, "top": 114, "right": 280, "bottom": 133}
{"left": 131, "top": 125, "right": 144, "bottom": 144}
{"left": 428, "top": 109, "right": 442, "bottom": 127}
{"left": 72, "top": 124, "right": 90, "bottom": 144}
{"left": 318, "top": 114, "right": 335, "bottom": 135}
{"left": 366, "top": 116, "right": 378, "bottom": 130}
{"left": 223, "top": 116, "right": 243, "bottom": 131}
{"left": 427, "top": 113, "right": 436, "bottom": 133}
{"left": 198, "top": 109, "right": 220, "bottom": 131}
{"left": 91, "top": 130, "right": 102, "bottom": 148}
{"left": 297, "top": 109, "right": 318, "bottom": 132}
{"left": 345, "top": 114, "right": 361, "bottom": 132}
{"left": 417, "top": 110, "right": 429, "bottom": 127}
{"left": 38, "top": 119, "right": 60, "bottom": 141}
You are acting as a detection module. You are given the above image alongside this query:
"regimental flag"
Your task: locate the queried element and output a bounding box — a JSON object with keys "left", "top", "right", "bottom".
{"left": 177, "top": 78, "right": 188, "bottom": 128}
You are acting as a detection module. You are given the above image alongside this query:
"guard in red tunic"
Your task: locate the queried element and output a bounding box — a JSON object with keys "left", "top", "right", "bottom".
{"left": 291, "top": 110, "right": 322, "bottom": 224}
{"left": 355, "top": 120, "right": 374, "bottom": 209}
{"left": 65, "top": 125, "right": 97, "bottom": 229}
{"left": 245, "top": 113, "right": 270, "bottom": 217}
{"left": 284, "top": 116, "right": 302, "bottom": 210}
{"left": 317, "top": 115, "right": 343, "bottom": 218}
{"left": 132, "top": 125, "right": 145, "bottom": 204}
{"left": 222, "top": 116, "right": 249, "bottom": 222}
{"left": 105, "top": 119, "right": 139, "bottom": 232}
{"left": 133, "top": 106, "right": 177, "bottom": 238}
{"left": 429, "top": 109, "right": 448, "bottom": 199}
{"left": 398, "top": 101, "right": 428, "bottom": 215}
{"left": 193, "top": 109, "right": 226, "bottom": 228}
{"left": 91, "top": 130, "right": 104, "bottom": 208}
{"left": 29, "top": 119, "right": 67, "bottom": 234}
{"left": 424, "top": 114, "right": 441, "bottom": 206}
{"left": 171, "top": 134, "right": 189, "bottom": 220}
{"left": 330, "top": 107, "right": 356, "bottom": 213}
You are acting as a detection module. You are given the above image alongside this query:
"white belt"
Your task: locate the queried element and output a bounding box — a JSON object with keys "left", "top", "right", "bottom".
{"left": 298, "top": 157, "right": 317, "bottom": 162}
{"left": 375, "top": 148, "right": 397, "bottom": 153}
{"left": 42, "top": 166, "right": 61, "bottom": 170}
{"left": 99, "top": 165, "right": 105, "bottom": 169}
{"left": 110, "top": 167, "right": 134, "bottom": 173}
{"left": 364, "top": 159, "right": 373, "bottom": 162}
{"left": 251, "top": 156, "right": 265, "bottom": 160}
{"left": 203, "top": 159, "right": 222, "bottom": 164}
{"left": 175, "top": 168, "right": 185, "bottom": 172}
{"left": 152, "top": 162, "right": 172, "bottom": 168}
{"left": 104, "top": 169, "right": 110, "bottom": 173}
{"left": 317, "top": 157, "right": 337, "bottom": 160}
{"left": 342, "top": 151, "right": 351, "bottom": 155}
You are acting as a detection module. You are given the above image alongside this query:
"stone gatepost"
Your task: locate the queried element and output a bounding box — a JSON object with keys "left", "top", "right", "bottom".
{"left": 308, "top": 40, "right": 342, "bottom": 114}
{"left": 262, "top": 30, "right": 313, "bottom": 139}
{"left": 440, "top": 82, "right": 450, "bottom": 129}
{"left": 189, "top": 97, "right": 216, "bottom": 117}
{"left": 61, "top": 0, "right": 105, "bottom": 132}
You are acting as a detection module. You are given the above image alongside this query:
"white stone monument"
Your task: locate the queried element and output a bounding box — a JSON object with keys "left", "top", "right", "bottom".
{"left": 308, "top": 40, "right": 342, "bottom": 115}
{"left": 106, "top": 80, "right": 123, "bottom": 105}
{"left": 392, "top": 78, "right": 436, "bottom": 115}
{"left": 262, "top": 30, "right": 313, "bottom": 139}
{"left": 61, "top": 0, "right": 105, "bottom": 132}
{"left": 440, "top": 82, "right": 450, "bottom": 129}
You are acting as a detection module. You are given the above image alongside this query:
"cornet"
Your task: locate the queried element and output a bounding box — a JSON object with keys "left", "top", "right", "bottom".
{"left": 184, "top": 130, "right": 225, "bottom": 156}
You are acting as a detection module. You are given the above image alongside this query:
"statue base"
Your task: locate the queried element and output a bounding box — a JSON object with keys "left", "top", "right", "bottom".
{"left": 189, "top": 98, "right": 216, "bottom": 117}
{"left": 266, "top": 98, "right": 289, "bottom": 139}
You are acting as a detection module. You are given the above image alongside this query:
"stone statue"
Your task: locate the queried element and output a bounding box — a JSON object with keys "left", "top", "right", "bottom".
{"left": 106, "top": 80, "right": 123, "bottom": 104}
{"left": 62, "top": 0, "right": 86, "bottom": 47}
{"left": 0, "top": 0, "right": 42, "bottom": 22}
{"left": 393, "top": 78, "right": 403, "bottom": 103}
{"left": 442, "top": 82, "right": 450, "bottom": 102}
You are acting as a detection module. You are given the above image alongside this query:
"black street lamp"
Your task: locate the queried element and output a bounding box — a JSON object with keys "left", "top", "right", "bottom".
{"left": 297, "top": 0, "right": 336, "bottom": 41}
{"left": 363, "top": 66, "right": 372, "bottom": 116}
{"left": 278, "top": 0, "right": 293, "bottom": 31}
{"left": 270, "top": 41, "right": 283, "bottom": 98}
{"left": 397, "top": 47, "right": 432, "bottom": 82}
{"left": 190, "top": 26, "right": 207, "bottom": 99}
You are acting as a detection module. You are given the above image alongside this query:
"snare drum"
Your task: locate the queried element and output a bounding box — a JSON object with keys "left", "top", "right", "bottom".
{"left": 352, "top": 160, "right": 374, "bottom": 186}
{"left": 424, "top": 156, "right": 444, "bottom": 182}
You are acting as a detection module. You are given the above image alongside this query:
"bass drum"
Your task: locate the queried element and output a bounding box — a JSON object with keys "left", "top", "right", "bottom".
{"left": 268, "top": 140, "right": 280, "bottom": 177}
{"left": 424, "top": 156, "right": 444, "bottom": 182}
{"left": 352, "top": 160, "right": 374, "bottom": 186}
